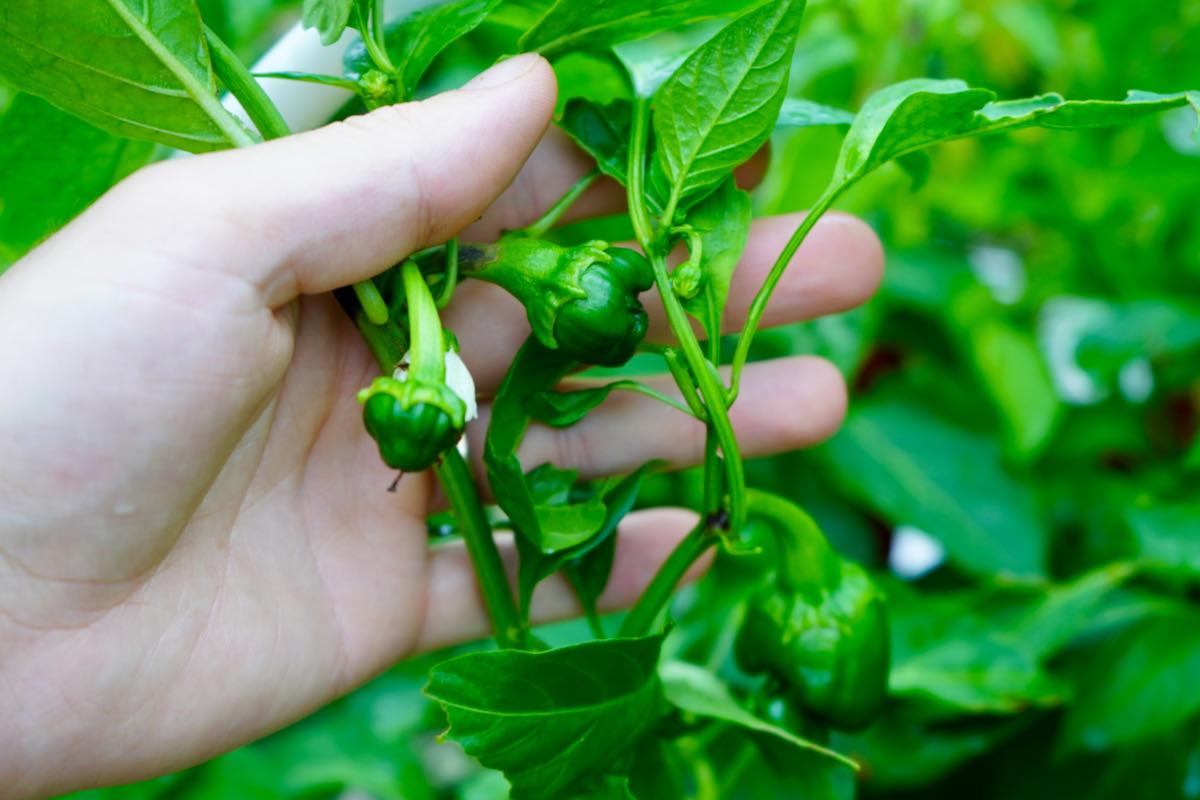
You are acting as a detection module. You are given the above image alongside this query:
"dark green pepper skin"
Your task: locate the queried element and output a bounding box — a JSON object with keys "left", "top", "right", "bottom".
{"left": 735, "top": 561, "right": 888, "bottom": 731}
{"left": 359, "top": 377, "right": 466, "bottom": 472}
{"left": 554, "top": 247, "right": 652, "bottom": 367}
{"left": 734, "top": 493, "right": 889, "bottom": 731}
{"left": 461, "top": 240, "right": 654, "bottom": 367}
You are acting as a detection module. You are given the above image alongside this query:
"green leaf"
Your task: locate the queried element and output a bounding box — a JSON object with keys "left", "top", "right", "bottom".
{"left": 627, "top": 738, "right": 689, "bottom": 800}
{"left": 679, "top": 177, "right": 752, "bottom": 342}
{"left": 612, "top": 24, "right": 718, "bottom": 100}
{"left": 650, "top": 0, "right": 806, "bottom": 215}
{"left": 947, "top": 285, "right": 1063, "bottom": 460}
{"left": 660, "top": 661, "right": 858, "bottom": 769}
{"left": 533, "top": 498, "right": 607, "bottom": 552}
{"left": 833, "top": 80, "right": 1200, "bottom": 186}
{"left": 1004, "top": 563, "right": 1138, "bottom": 658}
{"left": 564, "top": 468, "right": 648, "bottom": 617}
{"left": 0, "top": 93, "right": 153, "bottom": 265}
{"left": 775, "top": 97, "right": 855, "bottom": 129}
{"left": 527, "top": 383, "right": 621, "bottom": 427}
{"left": 302, "top": 0, "right": 355, "bottom": 45}
{"left": 525, "top": 465, "right": 606, "bottom": 550}
{"left": 1127, "top": 502, "right": 1200, "bottom": 576}
{"left": 889, "top": 635, "right": 1067, "bottom": 716}
{"left": 344, "top": 0, "right": 501, "bottom": 97}
{"left": 832, "top": 79, "right": 995, "bottom": 186}
{"left": 822, "top": 397, "right": 1046, "bottom": 578}
{"left": 1059, "top": 610, "right": 1200, "bottom": 754}
{"left": 844, "top": 712, "right": 1022, "bottom": 790}
{"left": 425, "top": 635, "right": 667, "bottom": 799}
{"left": 0, "top": 0, "right": 253, "bottom": 152}
{"left": 521, "top": 0, "right": 757, "bottom": 57}
{"left": 483, "top": 337, "right": 579, "bottom": 611}
{"left": 558, "top": 98, "right": 633, "bottom": 186}
{"left": 970, "top": 322, "right": 1061, "bottom": 460}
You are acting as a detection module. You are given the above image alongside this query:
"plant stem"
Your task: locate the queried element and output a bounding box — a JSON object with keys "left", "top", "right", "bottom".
{"left": 727, "top": 183, "right": 844, "bottom": 400}
{"left": 662, "top": 348, "right": 708, "bottom": 422}
{"left": 435, "top": 449, "right": 524, "bottom": 648}
{"left": 204, "top": 25, "right": 290, "bottom": 141}
{"left": 354, "top": 280, "right": 390, "bottom": 325}
{"left": 436, "top": 239, "right": 459, "bottom": 310}
{"left": 353, "top": 310, "right": 406, "bottom": 370}
{"left": 253, "top": 70, "right": 362, "bottom": 92}
{"left": 520, "top": 169, "right": 600, "bottom": 239}
{"left": 618, "top": 523, "right": 715, "bottom": 637}
{"left": 357, "top": 2, "right": 397, "bottom": 76}
{"left": 354, "top": 294, "right": 519, "bottom": 648}
{"left": 605, "top": 380, "right": 699, "bottom": 420}
{"left": 626, "top": 98, "right": 746, "bottom": 535}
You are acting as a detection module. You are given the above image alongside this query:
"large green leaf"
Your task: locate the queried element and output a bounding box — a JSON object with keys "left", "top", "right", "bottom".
{"left": 0, "top": 93, "right": 154, "bottom": 266}
{"left": 1003, "top": 562, "right": 1138, "bottom": 658}
{"left": 521, "top": 0, "right": 756, "bottom": 57}
{"left": 425, "top": 635, "right": 666, "bottom": 798}
{"left": 1059, "top": 610, "right": 1200, "bottom": 754}
{"left": 822, "top": 398, "right": 1046, "bottom": 577}
{"left": 660, "top": 661, "right": 857, "bottom": 768}
{"left": 889, "top": 635, "right": 1067, "bottom": 716}
{"left": 0, "top": 0, "right": 253, "bottom": 151}
{"left": 344, "top": 0, "right": 501, "bottom": 98}
{"left": 1127, "top": 502, "right": 1200, "bottom": 577}
{"left": 557, "top": 98, "right": 633, "bottom": 186}
{"left": 832, "top": 80, "right": 1200, "bottom": 185}
{"left": 649, "top": 0, "right": 806, "bottom": 214}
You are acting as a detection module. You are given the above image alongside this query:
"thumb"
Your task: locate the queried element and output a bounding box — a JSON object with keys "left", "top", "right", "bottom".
{"left": 94, "top": 53, "right": 557, "bottom": 306}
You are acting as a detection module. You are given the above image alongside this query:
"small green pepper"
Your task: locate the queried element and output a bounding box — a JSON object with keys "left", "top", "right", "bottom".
{"left": 359, "top": 260, "right": 474, "bottom": 473}
{"left": 358, "top": 377, "right": 466, "bottom": 472}
{"left": 459, "top": 238, "right": 653, "bottom": 367}
{"left": 734, "top": 493, "right": 889, "bottom": 731}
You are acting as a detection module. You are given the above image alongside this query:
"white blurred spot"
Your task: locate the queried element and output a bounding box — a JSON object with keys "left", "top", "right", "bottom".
{"left": 443, "top": 350, "right": 478, "bottom": 422}
{"left": 1037, "top": 297, "right": 1113, "bottom": 406}
{"left": 889, "top": 525, "right": 946, "bottom": 580}
{"left": 1163, "top": 106, "right": 1200, "bottom": 157}
{"left": 1119, "top": 358, "right": 1155, "bottom": 404}
{"left": 969, "top": 245, "right": 1026, "bottom": 305}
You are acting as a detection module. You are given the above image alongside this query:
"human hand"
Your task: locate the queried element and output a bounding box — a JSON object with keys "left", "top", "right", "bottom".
{"left": 0, "top": 54, "right": 882, "bottom": 797}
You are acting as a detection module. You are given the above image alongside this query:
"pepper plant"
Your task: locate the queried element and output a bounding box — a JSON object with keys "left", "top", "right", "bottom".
{"left": 1, "top": 0, "right": 1197, "bottom": 797}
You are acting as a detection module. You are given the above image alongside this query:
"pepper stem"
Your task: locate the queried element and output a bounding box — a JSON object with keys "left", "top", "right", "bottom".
{"left": 435, "top": 449, "right": 525, "bottom": 648}
{"left": 519, "top": 168, "right": 600, "bottom": 239}
{"left": 402, "top": 260, "right": 446, "bottom": 383}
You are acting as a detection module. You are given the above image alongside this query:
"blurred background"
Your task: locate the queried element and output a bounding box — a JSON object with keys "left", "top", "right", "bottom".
{"left": 4, "top": 0, "right": 1197, "bottom": 797}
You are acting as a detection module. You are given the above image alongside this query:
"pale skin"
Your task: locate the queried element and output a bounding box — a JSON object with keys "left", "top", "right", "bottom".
{"left": 0, "top": 54, "right": 883, "bottom": 797}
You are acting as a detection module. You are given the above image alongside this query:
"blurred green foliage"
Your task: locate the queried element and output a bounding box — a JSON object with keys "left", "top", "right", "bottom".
{"left": 17, "top": 0, "right": 1199, "bottom": 797}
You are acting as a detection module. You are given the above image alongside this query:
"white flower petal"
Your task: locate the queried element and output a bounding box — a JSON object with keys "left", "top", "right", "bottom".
{"left": 444, "top": 351, "right": 478, "bottom": 422}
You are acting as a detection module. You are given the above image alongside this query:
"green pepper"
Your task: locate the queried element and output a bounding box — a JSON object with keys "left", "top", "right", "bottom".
{"left": 359, "top": 377, "right": 466, "bottom": 472}
{"left": 358, "top": 260, "right": 473, "bottom": 473}
{"left": 734, "top": 492, "right": 889, "bottom": 731}
{"left": 459, "top": 238, "right": 653, "bottom": 367}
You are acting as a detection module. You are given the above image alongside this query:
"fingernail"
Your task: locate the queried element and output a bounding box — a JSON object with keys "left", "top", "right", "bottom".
{"left": 464, "top": 53, "right": 542, "bottom": 90}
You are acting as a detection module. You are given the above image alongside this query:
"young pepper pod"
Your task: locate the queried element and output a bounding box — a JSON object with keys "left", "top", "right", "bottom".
{"left": 459, "top": 238, "right": 653, "bottom": 367}
{"left": 359, "top": 377, "right": 466, "bottom": 472}
{"left": 358, "top": 260, "right": 475, "bottom": 473}
{"left": 734, "top": 493, "right": 889, "bottom": 731}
